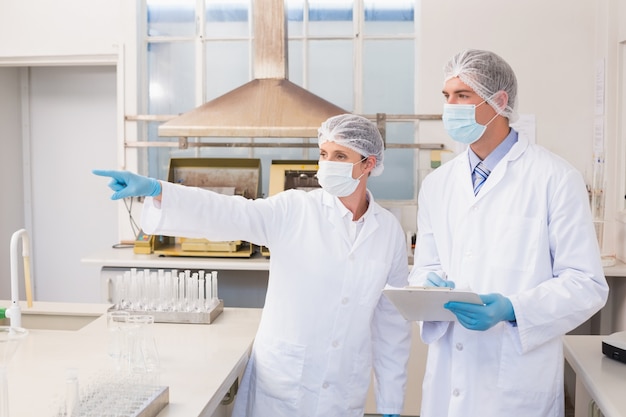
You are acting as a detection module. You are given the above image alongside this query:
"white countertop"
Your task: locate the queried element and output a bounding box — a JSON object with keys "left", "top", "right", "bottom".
{"left": 604, "top": 258, "right": 626, "bottom": 277}
{"left": 3, "top": 302, "right": 262, "bottom": 416}
{"left": 563, "top": 335, "right": 626, "bottom": 417}
{"left": 82, "top": 247, "right": 270, "bottom": 271}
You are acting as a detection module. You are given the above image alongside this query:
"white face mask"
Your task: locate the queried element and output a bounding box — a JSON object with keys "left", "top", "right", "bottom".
{"left": 316, "top": 158, "right": 366, "bottom": 197}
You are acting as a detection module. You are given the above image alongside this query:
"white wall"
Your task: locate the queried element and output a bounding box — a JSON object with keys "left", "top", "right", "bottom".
{"left": 419, "top": 0, "right": 597, "bottom": 186}
{"left": 27, "top": 66, "right": 119, "bottom": 302}
{"left": 0, "top": 0, "right": 128, "bottom": 302}
{"left": 0, "top": 0, "right": 121, "bottom": 61}
{"left": 0, "top": 68, "right": 25, "bottom": 299}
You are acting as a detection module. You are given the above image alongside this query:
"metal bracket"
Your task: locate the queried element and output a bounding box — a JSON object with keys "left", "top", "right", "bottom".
{"left": 221, "top": 378, "right": 239, "bottom": 405}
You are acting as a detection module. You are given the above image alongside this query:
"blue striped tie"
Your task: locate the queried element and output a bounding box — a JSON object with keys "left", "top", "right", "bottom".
{"left": 473, "top": 161, "right": 490, "bottom": 195}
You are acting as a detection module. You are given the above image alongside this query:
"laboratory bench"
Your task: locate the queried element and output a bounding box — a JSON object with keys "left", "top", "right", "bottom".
{"left": 2, "top": 301, "right": 262, "bottom": 417}
{"left": 564, "top": 335, "right": 626, "bottom": 417}
{"left": 82, "top": 250, "right": 626, "bottom": 416}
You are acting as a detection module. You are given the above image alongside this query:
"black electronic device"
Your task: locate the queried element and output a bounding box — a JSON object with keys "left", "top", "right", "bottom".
{"left": 601, "top": 331, "right": 626, "bottom": 364}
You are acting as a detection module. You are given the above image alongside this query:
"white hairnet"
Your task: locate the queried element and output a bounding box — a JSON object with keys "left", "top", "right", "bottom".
{"left": 444, "top": 49, "right": 519, "bottom": 123}
{"left": 318, "top": 114, "right": 385, "bottom": 177}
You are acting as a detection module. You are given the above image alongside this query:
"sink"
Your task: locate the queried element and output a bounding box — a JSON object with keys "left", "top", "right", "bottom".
{"left": 0, "top": 314, "right": 100, "bottom": 331}
{"left": 0, "top": 313, "right": 100, "bottom": 331}
{"left": 0, "top": 300, "right": 110, "bottom": 331}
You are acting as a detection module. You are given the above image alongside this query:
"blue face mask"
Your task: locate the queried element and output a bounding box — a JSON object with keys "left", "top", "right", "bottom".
{"left": 442, "top": 101, "right": 497, "bottom": 144}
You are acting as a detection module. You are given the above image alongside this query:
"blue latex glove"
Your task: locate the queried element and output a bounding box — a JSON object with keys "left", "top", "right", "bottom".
{"left": 93, "top": 169, "right": 161, "bottom": 200}
{"left": 383, "top": 415, "right": 400, "bottom": 417}
{"left": 444, "top": 293, "right": 515, "bottom": 331}
{"left": 425, "top": 271, "right": 455, "bottom": 288}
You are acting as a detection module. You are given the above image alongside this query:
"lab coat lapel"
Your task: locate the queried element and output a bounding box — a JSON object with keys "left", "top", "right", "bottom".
{"left": 351, "top": 205, "right": 380, "bottom": 254}
{"left": 351, "top": 190, "right": 380, "bottom": 253}
{"left": 454, "top": 153, "right": 475, "bottom": 201}
{"left": 471, "top": 135, "right": 529, "bottom": 200}
{"left": 322, "top": 191, "right": 353, "bottom": 247}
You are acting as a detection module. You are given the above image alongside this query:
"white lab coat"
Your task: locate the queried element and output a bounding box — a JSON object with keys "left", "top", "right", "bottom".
{"left": 409, "top": 134, "right": 608, "bottom": 417}
{"left": 141, "top": 184, "right": 412, "bottom": 417}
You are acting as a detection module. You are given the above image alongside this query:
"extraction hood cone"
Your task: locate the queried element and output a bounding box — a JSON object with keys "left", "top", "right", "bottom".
{"left": 158, "top": 0, "right": 348, "bottom": 139}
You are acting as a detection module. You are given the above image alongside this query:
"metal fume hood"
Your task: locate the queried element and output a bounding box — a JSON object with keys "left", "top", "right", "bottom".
{"left": 158, "top": 0, "right": 348, "bottom": 139}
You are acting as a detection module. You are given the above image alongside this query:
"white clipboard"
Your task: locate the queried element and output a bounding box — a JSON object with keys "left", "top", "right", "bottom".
{"left": 382, "top": 286, "right": 483, "bottom": 322}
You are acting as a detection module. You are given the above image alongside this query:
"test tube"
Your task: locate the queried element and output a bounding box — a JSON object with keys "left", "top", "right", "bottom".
{"left": 65, "top": 368, "right": 79, "bottom": 417}
{"left": 129, "top": 270, "right": 139, "bottom": 310}
{"left": 177, "top": 272, "right": 186, "bottom": 311}
{"left": 157, "top": 269, "right": 166, "bottom": 311}
{"left": 143, "top": 269, "right": 151, "bottom": 310}
{"left": 121, "top": 271, "right": 131, "bottom": 310}
{"left": 198, "top": 274, "right": 206, "bottom": 311}
{"left": 148, "top": 271, "right": 158, "bottom": 311}
{"left": 211, "top": 271, "right": 219, "bottom": 308}
{"left": 187, "top": 273, "right": 198, "bottom": 312}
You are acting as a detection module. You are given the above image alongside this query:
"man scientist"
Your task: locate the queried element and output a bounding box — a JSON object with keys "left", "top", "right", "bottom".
{"left": 94, "top": 113, "right": 411, "bottom": 417}
{"left": 409, "top": 49, "right": 609, "bottom": 416}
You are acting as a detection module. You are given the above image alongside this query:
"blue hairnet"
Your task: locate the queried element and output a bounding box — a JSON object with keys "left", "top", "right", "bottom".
{"left": 444, "top": 49, "right": 519, "bottom": 122}
{"left": 318, "top": 114, "right": 385, "bottom": 177}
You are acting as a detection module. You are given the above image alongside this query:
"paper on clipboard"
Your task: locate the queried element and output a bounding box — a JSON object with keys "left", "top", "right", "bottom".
{"left": 382, "top": 286, "right": 483, "bottom": 322}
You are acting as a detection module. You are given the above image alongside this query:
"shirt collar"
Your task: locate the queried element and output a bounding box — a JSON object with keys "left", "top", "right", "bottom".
{"left": 336, "top": 190, "right": 373, "bottom": 223}
{"left": 469, "top": 128, "right": 519, "bottom": 172}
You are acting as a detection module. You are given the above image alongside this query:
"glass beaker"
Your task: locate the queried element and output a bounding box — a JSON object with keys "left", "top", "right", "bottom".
{"left": 107, "top": 310, "right": 130, "bottom": 369}
{"left": 124, "top": 315, "right": 159, "bottom": 374}
{"left": 0, "top": 326, "right": 28, "bottom": 417}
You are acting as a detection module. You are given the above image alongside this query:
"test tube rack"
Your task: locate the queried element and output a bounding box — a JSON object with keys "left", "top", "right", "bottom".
{"left": 110, "top": 299, "right": 224, "bottom": 325}
{"left": 109, "top": 268, "right": 224, "bottom": 324}
{"left": 54, "top": 371, "right": 169, "bottom": 417}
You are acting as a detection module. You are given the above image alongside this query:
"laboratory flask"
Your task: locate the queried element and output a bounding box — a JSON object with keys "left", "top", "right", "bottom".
{"left": 124, "top": 315, "right": 160, "bottom": 374}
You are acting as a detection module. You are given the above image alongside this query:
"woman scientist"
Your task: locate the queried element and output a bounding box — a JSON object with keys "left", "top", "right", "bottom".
{"left": 93, "top": 113, "right": 411, "bottom": 417}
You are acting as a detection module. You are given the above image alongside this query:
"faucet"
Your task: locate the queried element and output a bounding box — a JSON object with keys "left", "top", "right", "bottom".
{"left": 5, "top": 229, "right": 34, "bottom": 328}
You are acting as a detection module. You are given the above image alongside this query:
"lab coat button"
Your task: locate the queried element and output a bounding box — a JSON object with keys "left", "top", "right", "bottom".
{"left": 332, "top": 340, "right": 339, "bottom": 348}
{"left": 341, "top": 297, "right": 349, "bottom": 305}
{"left": 452, "top": 388, "right": 460, "bottom": 397}
{"left": 322, "top": 382, "right": 329, "bottom": 389}
{"left": 456, "top": 343, "right": 463, "bottom": 351}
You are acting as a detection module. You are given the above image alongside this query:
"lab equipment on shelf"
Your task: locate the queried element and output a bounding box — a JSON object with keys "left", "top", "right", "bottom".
{"left": 109, "top": 268, "right": 223, "bottom": 324}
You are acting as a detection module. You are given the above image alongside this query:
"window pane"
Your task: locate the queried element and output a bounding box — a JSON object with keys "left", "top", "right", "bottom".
{"left": 147, "top": 42, "right": 196, "bottom": 115}
{"left": 205, "top": 40, "right": 250, "bottom": 99}
{"left": 288, "top": 40, "right": 304, "bottom": 85}
{"left": 368, "top": 122, "right": 416, "bottom": 200}
{"left": 309, "top": 40, "right": 353, "bottom": 111}
{"left": 205, "top": 0, "right": 249, "bottom": 38}
{"left": 308, "top": 0, "right": 353, "bottom": 37}
{"left": 287, "top": 0, "right": 304, "bottom": 37}
{"left": 362, "top": 39, "right": 414, "bottom": 114}
{"left": 147, "top": 0, "right": 196, "bottom": 37}
{"left": 364, "top": 0, "right": 414, "bottom": 36}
